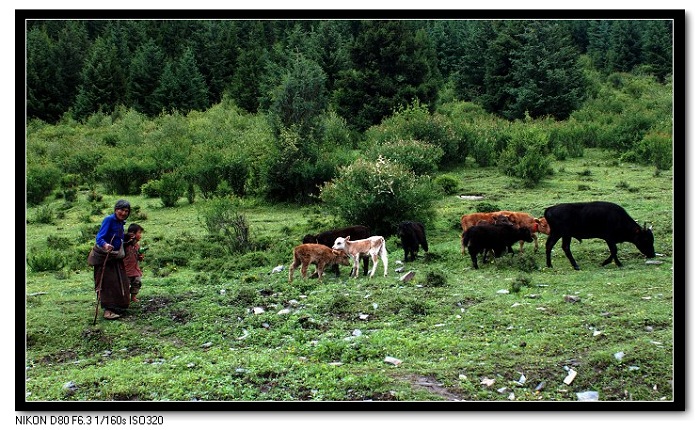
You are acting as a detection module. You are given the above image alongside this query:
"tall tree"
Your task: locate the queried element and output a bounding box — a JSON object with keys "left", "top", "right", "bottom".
{"left": 641, "top": 20, "right": 673, "bottom": 82}
{"left": 127, "top": 38, "right": 166, "bottom": 116}
{"left": 333, "top": 21, "right": 441, "bottom": 131}
{"left": 53, "top": 21, "right": 90, "bottom": 119}
{"left": 26, "top": 26, "right": 61, "bottom": 122}
{"left": 154, "top": 47, "right": 209, "bottom": 113}
{"left": 72, "top": 36, "right": 125, "bottom": 120}
{"left": 505, "top": 21, "right": 588, "bottom": 120}
{"left": 607, "top": 20, "right": 643, "bottom": 73}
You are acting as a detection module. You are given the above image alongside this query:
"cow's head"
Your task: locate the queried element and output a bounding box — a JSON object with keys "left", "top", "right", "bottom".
{"left": 332, "top": 236, "right": 349, "bottom": 251}
{"left": 634, "top": 225, "right": 656, "bottom": 258}
{"left": 535, "top": 217, "right": 551, "bottom": 235}
{"left": 332, "top": 249, "right": 351, "bottom": 266}
{"left": 302, "top": 234, "right": 318, "bottom": 244}
{"left": 517, "top": 227, "right": 534, "bottom": 242}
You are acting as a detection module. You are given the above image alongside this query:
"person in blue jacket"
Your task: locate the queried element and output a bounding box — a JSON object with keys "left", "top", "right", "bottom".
{"left": 92, "top": 199, "right": 132, "bottom": 320}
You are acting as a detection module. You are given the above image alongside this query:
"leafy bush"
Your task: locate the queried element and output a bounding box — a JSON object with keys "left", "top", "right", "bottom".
{"left": 434, "top": 175, "right": 459, "bottom": 195}
{"left": 366, "top": 139, "right": 443, "bottom": 175}
{"left": 636, "top": 131, "right": 673, "bottom": 170}
{"left": 142, "top": 172, "right": 185, "bottom": 207}
{"left": 27, "top": 249, "right": 65, "bottom": 272}
{"left": 365, "top": 100, "right": 460, "bottom": 167}
{"left": 498, "top": 127, "right": 554, "bottom": 186}
{"left": 319, "top": 156, "right": 438, "bottom": 237}
{"left": 474, "top": 202, "right": 500, "bottom": 213}
{"left": 27, "top": 163, "right": 61, "bottom": 205}
{"left": 32, "top": 205, "right": 54, "bottom": 224}
{"left": 97, "top": 156, "right": 157, "bottom": 195}
{"left": 199, "top": 197, "right": 251, "bottom": 254}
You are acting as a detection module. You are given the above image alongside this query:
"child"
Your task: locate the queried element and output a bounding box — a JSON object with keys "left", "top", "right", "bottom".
{"left": 123, "top": 223, "right": 145, "bottom": 302}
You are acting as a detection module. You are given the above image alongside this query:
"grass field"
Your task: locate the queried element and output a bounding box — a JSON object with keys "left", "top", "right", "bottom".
{"left": 23, "top": 149, "right": 676, "bottom": 405}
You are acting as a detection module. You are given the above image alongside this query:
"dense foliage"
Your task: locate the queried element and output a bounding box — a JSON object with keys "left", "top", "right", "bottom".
{"left": 26, "top": 19, "right": 673, "bottom": 126}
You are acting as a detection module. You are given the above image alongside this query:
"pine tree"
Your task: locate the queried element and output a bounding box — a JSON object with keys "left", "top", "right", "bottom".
{"left": 641, "top": 20, "right": 673, "bottom": 82}
{"left": 333, "top": 21, "right": 441, "bottom": 131}
{"left": 127, "top": 39, "right": 166, "bottom": 116}
{"left": 26, "top": 27, "right": 61, "bottom": 122}
{"left": 72, "top": 36, "right": 124, "bottom": 120}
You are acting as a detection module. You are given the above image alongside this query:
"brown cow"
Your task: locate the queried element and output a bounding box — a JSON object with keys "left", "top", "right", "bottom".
{"left": 332, "top": 236, "right": 388, "bottom": 278}
{"left": 459, "top": 211, "right": 549, "bottom": 254}
{"left": 288, "top": 244, "right": 350, "bottom": 282}
{"left": 493, "top": 211, "right": 550, "bottom": 252}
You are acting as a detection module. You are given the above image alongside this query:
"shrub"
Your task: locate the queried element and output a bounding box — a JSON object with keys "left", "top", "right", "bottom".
{"left": 142, "top": 172, "right": 185, "bottom": 207}
{"left": 319, "top": 156, "right": 438, "bottom": 237}
{"left": 498, "top": 128, "right": 554, "bottom": 187}
{"left": 434, "top": 175, "right": 459, "bottom": 195}
{"left": 199, "top": 197, "right": 251, "bottom": 254}
{"left": 424, "top": 270, "right": 448, "bottom": 288}
{"left": 367, "top": 139, "right": 443, "bottom": 175}
{"left": 475, "top": 202, "right": 500, "bottom": 213}
{"left": 27, "top": 163, "right": 61, "bottom": 205}
{"left": 365, "top": 100, "right": 460, "bottom": 168}
{"left": 27, "top": 249, "right": 65, "bottom": 272}
{"left": 637, "top": 131, "right": 673, "bottom": 170}
{"left": 33, "top": 205, "right": 54, "bottom": 224}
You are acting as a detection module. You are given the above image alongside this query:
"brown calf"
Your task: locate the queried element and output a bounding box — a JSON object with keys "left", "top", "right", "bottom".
{"left": 332, "top": 236, "right": 388, "bottom": 278}
{"left": 288, "top": 244, "right": 350, "bottom": 282}
{"left": 460, "top": 211, "right": 550, "bottom": 254}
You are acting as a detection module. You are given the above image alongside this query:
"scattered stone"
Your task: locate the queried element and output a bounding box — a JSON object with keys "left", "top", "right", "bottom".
{"left": 270, "top": 265, "right": 285, "bottom": 274}
{"left": 288, "top": 299, "right": 299, "bottom": 307}
{"left": 261, "top": 322, "right": 270, "bottom": 329}
{"left": 352, "top": 329, "right": 363, "bottom": 337}
{"left": 645, "top": 260, "right": 663, "bottom": 265}
{"left": 576, "top": 391, "right": 599, "bottom": 401}
{"left": 372, "top": 303, "right": 378, "bottom": 310}
{"left": 187, "top": 362, "right": 196, "bottom": 368}
{"left": 277, "top": 308, "right": 290, "bottom": 315}
{"left": 395, "top": 267, "right": 404, "bottom": 273}
{"left": 642, "top": 296, "right": 652, "bottom": 300}
{"left": 563, "top": 368, "right": 577, "bottom": 385}
{"left": 27, "top": 292, "right": 48, "bottom": 297}
{"left": 359, "top": 313, "right": 370, "bottom": 320}
{"left": 395, "top": 260, "right": 403, "bottom": 265}
{"left": 237, "top": 329, "right": 249, "bottom": 340}
{"left": 219, "top": 289, "right": 226, "bottom": 295}
{"left": 384, "top": 356, "right": 402, "bottom": 366}
{"left": 614, "top": 351, "right": 625, "bottom": 361}
{"left": 459, "top": 374, "right": 468, "bottom": 381}
{"left": 400, "top": 271, "right": 415, "bottom": 282}
{"left": 102, "top": 350, "right": 112, "bottom": 357}
{"left": 63, "top": 381, "right": 77, "bottom": 394}
{"left": 508, "top": 392, "right": 515, "bottom": 401}
{"left": 645, "top": 326, "right": 654, "bottom": 332}
{"left": 628, "top": 366, "right": 640, "bottom": 371}
{"left": 593, "top": 330, "right": 603, "bottom": 337}
{"left": 201, "top": 342, "right": 213, "bottom": 348}
{"left": 515, "top": 373, "right": 526, "bottom": 386}
{"left": 459, "top": 195, "right": 484, "bottom": 200}
{"left": 526, "top": 294, "right": 541, "bottom": 299}
{"left": 496, "top": 289, "right": 510, "bottom": 294}
{"left": 253, "top": 307, "right": 265, "bottom": 315}
{"left": 329, "top": 362, "right": 343, "bottom": 366}
{"left": 564, "top": 295, "right": 580, "bottom": 303}
{"left": 497, "top": 387, "right": 508, "bottom": 394}
{"left": 534, "top": 381, "right": 545, "bottom": 391}
{"left": 481, "top": 378, "right": 495, "bottom": 387}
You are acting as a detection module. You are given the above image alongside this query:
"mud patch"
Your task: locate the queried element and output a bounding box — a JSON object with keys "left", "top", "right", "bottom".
{"left": 141, "top": 296, "right": 173, "bottom": 313}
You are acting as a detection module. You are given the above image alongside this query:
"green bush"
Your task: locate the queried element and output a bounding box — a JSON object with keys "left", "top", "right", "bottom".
{"left": 434, "top": 175, "right": 459, "bottom": 195}
{"left": 143, "top": 172, "right": 185, "bottom": 207}
{"left": 366, "top": 139, "right": 443, "bottom": 175}
{"left": 365, "top": 100, "right": 460, "bottom": 168}
{"left": 199, "top": 197, "right": 251, "bottom": 254}
{"left": 637, "top": 131, "right": 673, "bottom": 170}
{"left": 27, "top": 163, "right": 61, "bottom": 206}
{"left": 32, "top": 205, "right": 54, "bottom": 224}
{"left": 498, "top": 127, "right": 554, "bottom": 187}
{"left": 97, "top": 156, "right": 157, "bottom": 195}
{"left": 319, "top": 156, "right": 438, "bottom": 237}
{"left": 27, "top": 249, "right": 65, "bottom": 272}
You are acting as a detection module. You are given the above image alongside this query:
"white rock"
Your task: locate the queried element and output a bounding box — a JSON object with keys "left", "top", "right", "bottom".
{"left": 496, "top": 289, "right": 510, "bottom": 294}
{"left": 277, "top": 308, "right": 290, "bottom": 315}
{"left": 564, "top": 369, "right": 577, "bottom": 385}
{"left": 614, "top": 351, "right": 625, "bottom": 361}
{"left": 508, "top": 392, "right": 515, "bottom": 401}
{"left": 253, "top": 307, "right": 265, "bottom": 315}
{"left": 481, "top": 378, "right": 495, "bottom": 387}
{"left": 576, "top": 391, "right": 599, "bottom": 401}
{"left": 400, "top": 271, "right": 415, "bottom": 282}
{"left": 352, "top": 329, "right": 362, "bottom": 337}
{"left": 384, "top": 356, "right": 402, "bottom": 366}
{"left": 270, "top": 265, "right": 285, "bottom": 274}
{"left": 359, "top": 313, "right": 370, "bottom": 320}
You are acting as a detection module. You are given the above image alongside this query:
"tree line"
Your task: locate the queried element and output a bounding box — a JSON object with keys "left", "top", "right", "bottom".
{"left": 26, "top": 19, "right": 673, "bottom": 130}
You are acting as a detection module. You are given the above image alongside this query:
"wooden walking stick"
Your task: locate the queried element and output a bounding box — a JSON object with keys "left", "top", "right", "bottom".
{"left": 93, "top": 235, "right": 115, "bottom": 324}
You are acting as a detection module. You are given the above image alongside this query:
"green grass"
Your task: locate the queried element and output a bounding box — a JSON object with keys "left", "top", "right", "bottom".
{"left": 23, "top": 149, "right": 675, "bottom": 403}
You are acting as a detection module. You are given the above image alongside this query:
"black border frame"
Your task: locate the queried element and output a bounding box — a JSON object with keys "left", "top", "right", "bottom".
{"left": 17, "top": 8, "right": 685, "bottom": 414}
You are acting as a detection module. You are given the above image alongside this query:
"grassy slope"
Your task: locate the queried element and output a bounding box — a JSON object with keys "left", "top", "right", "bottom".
{"left": 24, "top": 149, "right": 675, "bottom": 402}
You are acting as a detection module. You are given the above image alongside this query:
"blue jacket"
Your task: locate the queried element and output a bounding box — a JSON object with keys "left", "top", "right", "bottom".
{"left": 96, "top": 213, "right": 126, "bottom": 249}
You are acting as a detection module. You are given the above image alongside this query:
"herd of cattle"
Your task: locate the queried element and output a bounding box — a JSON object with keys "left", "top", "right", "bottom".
{"left": 288, "top": 201, "right": 657, "bottom": 281}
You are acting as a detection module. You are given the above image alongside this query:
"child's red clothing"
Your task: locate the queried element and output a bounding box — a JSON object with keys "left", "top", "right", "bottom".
{"left": 124, "top": 242, "right": 142, "bottom": 278}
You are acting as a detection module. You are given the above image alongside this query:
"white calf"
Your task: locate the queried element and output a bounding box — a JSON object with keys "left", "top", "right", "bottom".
{"left": 332, "top": 235, "right": 388, "bottom": 278}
